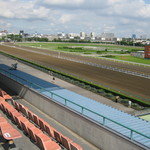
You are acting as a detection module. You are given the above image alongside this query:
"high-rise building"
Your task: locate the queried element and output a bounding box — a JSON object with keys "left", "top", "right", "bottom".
{"left": 80, "top": 32, "right": 86, "bottom": 39}
{"left": 19, "top": 30, "right": 24, "bottom": 35}
{"left": 132, "top": 34, "right": 136, "bottom": 40}
{"left": 101, "top": 32, "right": 114, "bottom": 41}
{"left": 90, "top": 32, "right": 96, "bottom": 40}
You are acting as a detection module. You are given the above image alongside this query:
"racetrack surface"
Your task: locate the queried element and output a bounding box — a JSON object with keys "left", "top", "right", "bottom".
{"left": 0, "top": 43, "right": 150, "bottom": 102}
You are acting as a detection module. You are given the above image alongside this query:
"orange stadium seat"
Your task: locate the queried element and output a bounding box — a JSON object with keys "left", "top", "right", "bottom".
{"left": 35, "top": 133, "right": 61, "bottom": 150}
{"left": 0, "top": 116, "right": 8, "bottom": 125}
{"left": 20, "top": 105, "right": 28, "bottom": 117}
{"left": 0, "top": 89, "right": 12, "bottom": 100}
{"left": 0, "top": 96, "right": 5, "bottom": 102}
{"left": 0, "top": 101, "right": 8, "bottom": 112}
{"left": 27, "top": 110, "right": 34, "bottom": 122}
{"left": 7, "top": 107, "right": 18, "bottom": 117}
{"left": 27, "top": 127, "right": 43, "bottom": 142}
{"left": 61, "top": 135, "right": 72, "bottom": 150}
{"left": 45, "top": 123, "right": 55, "bottom": 138}
{"left": 0, "top": 120, "right": 22, "bottom": 141}
{"left": 13, "top": 101, "right": 20, "bottom": 111}
{"left": 14, "top": 115, "right": 24, "bottom": 128}
{"left": 39, "top": 118, "right": 46, "bottom": 131}
{"left": 22, "top": 121, "right": 35, "bottom": 135}
{"left": 70, "top": 142, "right": 82, "bottom": 150}
{"left": 53, "top": 130, "right": 62, "bottom": 144}
{"left": 10, "top": 111, "right": 22, "bottom": 123}
{"left": 19, "top": 117, "right": 30, "bottom": 129}
{"left": 33, "top": 114, "right": 40, "bottom": 126}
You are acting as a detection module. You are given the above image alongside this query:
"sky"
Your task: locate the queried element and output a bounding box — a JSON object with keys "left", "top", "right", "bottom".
{"left": 0, "top": 0, "right": 150, "bottom": 37}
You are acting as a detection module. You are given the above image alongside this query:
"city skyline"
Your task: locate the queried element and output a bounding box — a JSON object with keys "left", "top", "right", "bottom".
{"left": 0, "top": 0, "right": 150, "bottom": 38}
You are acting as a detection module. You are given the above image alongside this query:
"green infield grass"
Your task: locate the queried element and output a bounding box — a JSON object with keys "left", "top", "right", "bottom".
{"left": 17, "top": 42, "right": 148, "bottom": 64}
{"left": 139, "top": 114, "right": 150, "bottom": 122}
{"left": 103, "top": 55, "right": 150, "bottom": 65}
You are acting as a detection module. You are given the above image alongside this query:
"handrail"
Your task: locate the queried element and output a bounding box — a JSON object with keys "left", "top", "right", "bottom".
{"left": 0, "top": 68, "right": 150, "bottom": 144}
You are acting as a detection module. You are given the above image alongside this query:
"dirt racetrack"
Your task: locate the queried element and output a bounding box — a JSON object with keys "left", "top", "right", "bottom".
{"left": 0, "top": 43, "right": 150, "bottom": 102}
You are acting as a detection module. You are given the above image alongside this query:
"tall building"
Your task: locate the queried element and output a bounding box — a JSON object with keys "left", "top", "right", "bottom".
{"left": 90, "top": 32, "right": 96, "bottom": 40}
{"left": 67, "top": 33, "right": 79, "bottom": 39}
{"left": 57, "top": 32, "right": 65, "bottom": 39}
{"left": 19, "top": 30, "right": 24, "bottom": 35}
{"left": 101, "top": 32, "right": 114, "bottom": 41}
{"left": 132, "top": 34, "right": 136, "bottom": 40}
{"left": 80, "top": 32, "right": 86, "bottom": 39}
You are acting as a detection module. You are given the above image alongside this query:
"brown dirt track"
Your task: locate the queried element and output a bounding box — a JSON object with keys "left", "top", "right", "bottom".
{"left": 0, "top": 43, "right": 150, "bottom": 102}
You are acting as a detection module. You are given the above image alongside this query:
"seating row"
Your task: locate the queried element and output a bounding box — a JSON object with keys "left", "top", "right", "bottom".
{"left": 0, "top": 100, "right": 61, "bottom": 150}
{"left": 11, "top": 99, "right": 82, "bottom": 150}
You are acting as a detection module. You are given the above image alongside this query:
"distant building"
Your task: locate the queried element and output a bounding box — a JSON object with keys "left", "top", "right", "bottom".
{"left": 132, "top": 34, "right": 136, "bottom": 40}
{"left": 44, "top": 35, "right": 58, "bottom": 41}
{"left": 0, "top": 30, "right": 8, "bottom": 37}
{"left": 101, "top": 32, "right": 114, "bottom": 41}
{"left": 90, "top": 32, "right": 96, "bottom": 40}
{"left": 67, "top": 33, "right": 79, "bottom": 39}
{"left": 57, "top": 32, "right": 66, "bottom": 39}
{"left": 80, "top": 32, "right": 86, "bottom": 39}
{"left": 19, "top": 30, "right": 24, "bottom": 35}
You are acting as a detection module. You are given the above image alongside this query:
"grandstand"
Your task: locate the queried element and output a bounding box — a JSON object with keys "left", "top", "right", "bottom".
{"left": 0, "top": 54, "right": 150, "bottom": 150}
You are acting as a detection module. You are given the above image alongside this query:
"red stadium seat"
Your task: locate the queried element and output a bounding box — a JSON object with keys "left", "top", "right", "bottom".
{"left": 13, "top": 101, "right": 20, "bottom": 111}
{"left": 33, "top": 114, "right": 40, "bottom": 126}
{"left": 14, "top": 116, "right": 25, "bottom": 128}
{"left": 11, "top": 111, "right": 22, "bottom": 123}
{"left": 0, "top": 89, "right": 12, "bottom": 100}
{"left": 0, "top": 121, "right": 22, "bottom": 140}
{"left": 45, "top": 123, "right": 54, "bottom": 138}
{"left": 27, "top": 110, "right": 34, "bottom": 122}
{"left": 0, "top": 117, "right": 8, "bottom": 125}
{"left": 53, "top": 130, "right": 62, "bottom": 144}
{"left": 35, "top": 133, "right": 61, "bottom": 150}
{"left": 39, "top": 118, "right": 46, "bottom": 131}
{"left": 70, "top": 142, "right": 83, "bottom": 150}
{"left": 61, "top": 135, "right": 72, "bottom": 150}
{"left": 27, "top": 127, "right": 43, "bottom": 142}
{"left": 20, "top": 105, "right": 28, "bottom": 117}
{"left": 0, "top": 96, "right": 5, "bottom": 102}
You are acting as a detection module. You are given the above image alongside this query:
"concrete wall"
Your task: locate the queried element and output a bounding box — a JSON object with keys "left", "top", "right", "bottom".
{"left": 0, "top": 73, "right": 147, "bottom": 150}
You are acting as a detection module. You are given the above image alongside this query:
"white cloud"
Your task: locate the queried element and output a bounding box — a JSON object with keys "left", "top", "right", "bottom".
{"left": 0, "top": 20, "right": 12, "bottom": 29}
{"left": 0, "top": 0, "right": 50, "bottom": 19}
{"left": 59, "top": 14, "right": 74, "bottom": 24}
{"left": 43, "top": 0, "right": 84, "bottom": 5}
